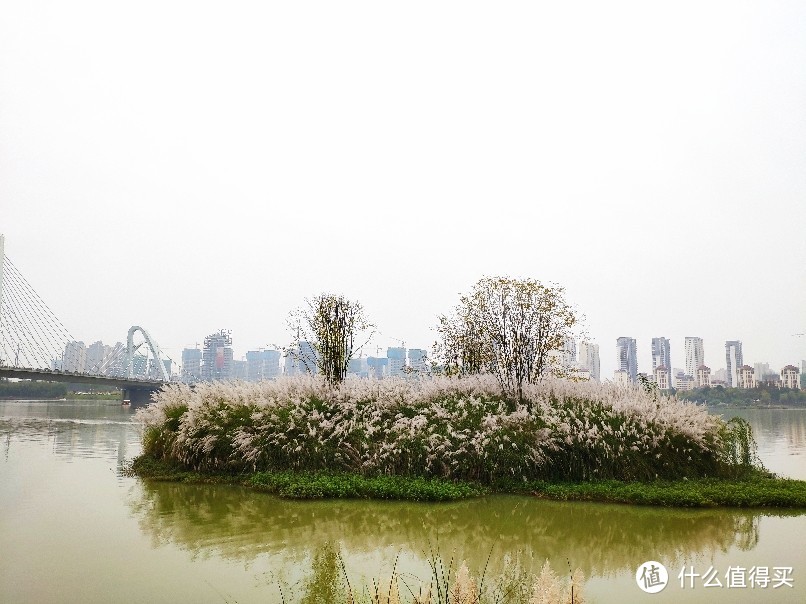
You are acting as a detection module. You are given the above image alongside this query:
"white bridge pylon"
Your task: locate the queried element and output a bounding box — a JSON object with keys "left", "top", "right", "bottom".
{"left": 126, "top": 325, "right": 170, "bottom": 381}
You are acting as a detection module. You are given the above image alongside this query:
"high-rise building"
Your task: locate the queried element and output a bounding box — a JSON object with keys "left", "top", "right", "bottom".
{"left": 676, "top": 375, "right": 696, "bottom": 391}
{"left": 298, "top": 341, "right": 318, "bottom": 374}
{"left": 63, "top": 341, "right": 86, "bottom": 373}
{"left": 684, "top": 337, "right": 704, "bottom": 379}
{"left": 387, "top": 347, "right": 407, "bottom": 377}
{"left": 201, "top": 330, "right": 234, "bottom": 381}
{"left": 104, "top": 342, "right": 126, "bottom": 377}
{"left": 85, "top": 341, "right": 106, "bottom": 374}
{"left": 148, "top": 358, "right": 172, "bottom": 380}
{"left": 348, "top": 356, "right": 369, "bottom": 377}
{"left": 651, "top": 338, "right": 672, "bottom": 376}
{"left": 613, "top": 369, "right": 630, "bottom": 385}
{"left": 367, "top": 357, "right": 388, "bottom": 379}
{"left": 233, "top": 359, "right": 248, "bottom": 381}
{"left": 578, "top": 341, "right": 600, "bottom": 382}
{"left": 407, "top": 349, "right": 428, "bottom": 373}
{"left": 654, "top": 365, "right": 670, "bottom": 390}
{"left": 696, "top": 365, "right": 711, "bottom": 388}
{"left": 562, "top": 337, "right": 577, "bottom": 369}
{"left": 616, "top": 337, "right": 638, "bottom": 383}
{"left": 181, "top": 348, "right": 202, "bottom": 382}
{"left": 725, "top": 341, "right": 743, "bottom": 388}
{"left": 781, "top": 365, "right": 800, "bottom": 390}
{"left": 130, "top": 353, "right": 147, "bottom": 377}
{"left": 737, "top": 364, "right": 755, "bottom": 389}
{"left": 246, "top": 349, "right": 281, "bottom": 381}
{"left": 753, "top": 362, "right": 775, "bottom": 383}
{"left": 284, "top": 341, "right": 318, "bottom": 376}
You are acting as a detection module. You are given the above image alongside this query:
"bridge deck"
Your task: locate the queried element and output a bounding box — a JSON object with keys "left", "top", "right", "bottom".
{"left": 0, "top": 366, "right": 168, "bottom": 389}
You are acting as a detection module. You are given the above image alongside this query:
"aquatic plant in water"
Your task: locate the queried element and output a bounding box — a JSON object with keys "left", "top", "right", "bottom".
{"left": 282, "top": 542, "right": 585, "bottom": 604}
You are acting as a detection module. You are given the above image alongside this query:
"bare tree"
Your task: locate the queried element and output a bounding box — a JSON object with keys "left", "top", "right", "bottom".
{"left": 288, "top": 294, "right": 374, "bottom": 384}
{"left": 435, "top": 276, "right": 579, "bottom": 400}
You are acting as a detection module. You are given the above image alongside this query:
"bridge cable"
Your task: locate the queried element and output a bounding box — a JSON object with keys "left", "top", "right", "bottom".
{"left": 0, "top": 274, "right": 41, "bottom": 368}
{"left": 1, "top": 266, "right": 61, "bottom": 367}
{"left": 3, "top": 267, "right": 64, "bottom": 369}
{"left": 2, "top": 263, "right": 66, "bottom": 367}
{"left": 4, "top": 260, "right": 75, "bottom": 356}
{"left": 2, "top": 258, "right": 75, "bottom": 369}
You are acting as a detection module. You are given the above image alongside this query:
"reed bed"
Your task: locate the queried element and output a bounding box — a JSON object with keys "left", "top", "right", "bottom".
{"left": 137, "top": 375, "right": 756, "bottom": 483}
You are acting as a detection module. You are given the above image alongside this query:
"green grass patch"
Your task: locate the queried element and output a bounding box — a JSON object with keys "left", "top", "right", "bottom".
{"left": 518, "top": 475, "right": 806, "bottom": 508}
{"left": 127, "top": 455, "right": 486, "bottom": 501}
{"left": 128, "top": 454, "right": 806, "bottom": 508}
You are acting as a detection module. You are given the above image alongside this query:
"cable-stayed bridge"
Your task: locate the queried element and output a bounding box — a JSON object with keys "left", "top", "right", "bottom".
{"left": 0, "top": 235, "right": 171, "bottom": 403}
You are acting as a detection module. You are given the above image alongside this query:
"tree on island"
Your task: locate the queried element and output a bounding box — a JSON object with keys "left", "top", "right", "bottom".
{"left": 434, "top": 276, "right": 579, "bottom": 400}
{"left": 287, "top": 293, "right": 374, "bottom": 385}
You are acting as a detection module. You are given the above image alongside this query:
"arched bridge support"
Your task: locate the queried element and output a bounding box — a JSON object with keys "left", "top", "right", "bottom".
{"left": 127, "top": 325, "right": 170, "bottom": 381}
{"left": 122, "top": 385, "right": 161, "bottom": 404}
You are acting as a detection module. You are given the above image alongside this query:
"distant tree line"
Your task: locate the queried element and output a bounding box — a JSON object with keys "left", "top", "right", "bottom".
{"left": 678, "top": 385, "right": 806, "bottom": 407}
{"left": 0, "top": 379, "right": 121, "bottom": 399}
{"left": 0, "top": 379, "right": 68, "bottom": 399}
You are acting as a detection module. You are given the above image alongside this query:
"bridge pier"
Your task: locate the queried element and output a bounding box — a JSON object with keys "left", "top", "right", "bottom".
{"left": 122, "top": 386, "right": 160, "bottom": 405}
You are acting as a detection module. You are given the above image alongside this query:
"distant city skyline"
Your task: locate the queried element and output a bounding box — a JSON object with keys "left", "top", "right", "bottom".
{"left": 45, "top": 324, "right": 804, "bottom": 385}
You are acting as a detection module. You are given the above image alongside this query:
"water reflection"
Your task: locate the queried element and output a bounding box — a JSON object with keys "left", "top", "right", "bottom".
{"left": 2, "top": 401, "right": 806, "bottom": 603}
{"left": 715, "top": 408, "right": 806, "bottom": 479}
{"left": 127, "top": 479, "right": 793, "bottom": 581}
{"left": 0, "top": 400, "right": 140, "bottom": 464}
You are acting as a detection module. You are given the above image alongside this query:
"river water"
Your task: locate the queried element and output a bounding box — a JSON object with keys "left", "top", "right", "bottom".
{"left": 0, "top": 400, "right": 804, "bottom": 603}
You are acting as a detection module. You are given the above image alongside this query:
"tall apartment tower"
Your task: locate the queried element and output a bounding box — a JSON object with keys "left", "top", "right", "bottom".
{"left": 651, "top": 338, "right": 672, "bottom": 375}
{"left": 367, "top": 356, "right": 388, "bottom": 379}
{"left": 299, "top": 341, "right": 318, "bottom": 374}
{"left": 181, "top": 348, "right": 202, "bottom": 383}
{"left": 563, "top": 337, "right": 577, "bottom": 369}
{"left": 578, "top": 341, "right": 600, "bottom": 382}
{"left": 616, "top": 337, "right": 638, "bottom": 383}
{"left": 201, "top": 330, "right": 234, "bottom": 381}
{"left": 684, "top": 337, "right": 704, "bottom": 379}
{"left": 85, "top": 341, "right": 107, "bottom": 375}
{"left": 407, "top": 349, "right": 428, "bottom": 373}
{"left": 725, "top": 340, "right": 743, "bottom": 388}
{"left": 246, "top": 349, "right": 281, "bottom": 381}
{"left": 387, "top": 347, "right": 407, "bottom": 377}
{"left": 63, "top": 341, "right": 87, "bottom": 373}
{"left": 284, "top": 341, "right": 318, "bottom": 376}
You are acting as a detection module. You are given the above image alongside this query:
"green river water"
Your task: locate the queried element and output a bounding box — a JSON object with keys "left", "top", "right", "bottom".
{"left": 1, "top": 400, "right": 804, "bottom": 603}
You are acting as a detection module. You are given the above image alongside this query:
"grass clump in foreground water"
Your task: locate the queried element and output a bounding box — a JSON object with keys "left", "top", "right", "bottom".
{"left": 282, "top": 542, "right": 585, "bottom": 604}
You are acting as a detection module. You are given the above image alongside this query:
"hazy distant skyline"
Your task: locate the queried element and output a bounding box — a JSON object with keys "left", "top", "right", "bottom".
{"left": 2, "top": 2, "right": 804, "bottom": 379}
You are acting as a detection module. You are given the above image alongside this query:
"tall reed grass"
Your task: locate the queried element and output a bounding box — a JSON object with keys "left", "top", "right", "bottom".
{"left": 137, "top": 375, "right": 757, "bottom": 483}
{"left": 285, "top": 542, "right": 585, "bottom": 604}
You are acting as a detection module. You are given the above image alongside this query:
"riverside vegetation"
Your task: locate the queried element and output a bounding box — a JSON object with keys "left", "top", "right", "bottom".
{"left": 132, "top": 375, "right": 806, "bottom": 508}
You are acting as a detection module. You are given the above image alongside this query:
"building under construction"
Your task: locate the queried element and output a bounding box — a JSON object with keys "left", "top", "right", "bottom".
{"left": 201, "top": 329, "right": 234, "bottom": 381}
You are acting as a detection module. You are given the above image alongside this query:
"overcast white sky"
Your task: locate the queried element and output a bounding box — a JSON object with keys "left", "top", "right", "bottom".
{"left": 1, "top": 1, "right": 805, "bottom": 377}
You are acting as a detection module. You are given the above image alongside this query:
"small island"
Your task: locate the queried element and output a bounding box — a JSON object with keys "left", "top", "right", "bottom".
{"left": 131, "top": 375, "right": 806, "bottom": 507}
{"left": 131, "top": 280, "right": 806, "bottom": 509}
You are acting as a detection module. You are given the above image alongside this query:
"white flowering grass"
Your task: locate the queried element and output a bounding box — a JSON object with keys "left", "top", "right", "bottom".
{"left": 137, "top": 375, "right": 742, "bottom": 482}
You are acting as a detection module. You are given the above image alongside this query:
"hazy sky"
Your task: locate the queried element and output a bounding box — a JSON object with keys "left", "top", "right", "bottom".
{"left": 1, "top": 1, "right": 805, "bottom": 378}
